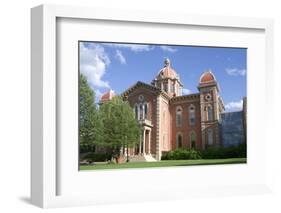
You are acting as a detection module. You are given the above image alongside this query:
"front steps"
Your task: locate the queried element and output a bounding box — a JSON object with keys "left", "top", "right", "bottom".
{"left": 129, "top": 154, "right": 157, "bottom": 162}
{"left": 144, "top": 154, "right": 157, "bottom": 162}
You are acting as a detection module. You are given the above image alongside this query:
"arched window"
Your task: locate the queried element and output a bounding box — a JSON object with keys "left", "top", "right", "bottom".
{"left": 207, "top": 129, "right": 213, "bottom": 145}
{"left": 134, "top": 104, "right": 138, "bottom": 119}
{"left": 190, "top": 131, "right": 196, "bottom": 149}
{"left": 163, "top": 83, "right": 168, "bottom": 92}
{"left": 144, "top": 103, "right": 148, "bottom": 119}
{"left": 176, "top": 106, "right": 183, "bottom": 127}
{"left": 139, "top": 104, "right": 144, "bottom": 120}
{"left": 189, "top": 105, "right": 196, "bottom": 125}
{"left": 207, "top": 105, "right": 213, "bottom": 121}
{"left": 176, "top": 133, "right": 183, "bottom": 148}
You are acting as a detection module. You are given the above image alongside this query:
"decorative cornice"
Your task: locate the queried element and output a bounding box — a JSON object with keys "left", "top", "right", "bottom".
{"left": 197, "top": 82, "right": 220, "bottom": 92}
{"left": 170, "top": 93, "right": 200, "bottom": 103}
{"left": 121, "top": 81, "right": 201, "bottom": 104}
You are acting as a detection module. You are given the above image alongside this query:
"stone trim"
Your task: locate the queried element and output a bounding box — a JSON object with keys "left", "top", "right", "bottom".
{"left": 155, "top": 96, "right": 161, "bottom": 160}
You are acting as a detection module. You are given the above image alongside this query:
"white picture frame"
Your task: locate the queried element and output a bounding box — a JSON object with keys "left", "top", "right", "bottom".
{"left": 31, "top": 4, "right": 274, "bottom": 208}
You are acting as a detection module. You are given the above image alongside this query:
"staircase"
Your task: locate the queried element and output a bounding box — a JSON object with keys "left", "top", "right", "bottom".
{"left": 129, "top": 154, "right": 157, "bottom": 162}
{"left": 144, "top": 154, "right": 157, "bottom": 162}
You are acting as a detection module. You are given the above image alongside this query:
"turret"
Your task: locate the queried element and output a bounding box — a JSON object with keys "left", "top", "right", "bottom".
{"left": 151, "top": 58, "right": 183, "bottom": 97}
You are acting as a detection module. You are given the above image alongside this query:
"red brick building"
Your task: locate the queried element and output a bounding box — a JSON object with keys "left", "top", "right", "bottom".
{"left": 100, "top": 58, "right": 225, "bottom": 161}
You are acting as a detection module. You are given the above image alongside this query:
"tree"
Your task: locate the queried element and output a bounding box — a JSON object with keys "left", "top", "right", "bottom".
{"left": 79, "top": 74, "right": 97, "bottom": 152}
{"left": 97, "top": 96, "right": 140, "bottom": 162}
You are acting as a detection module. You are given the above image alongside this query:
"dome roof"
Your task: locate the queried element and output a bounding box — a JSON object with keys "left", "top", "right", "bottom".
{"left": 158, "top": 67, "right": 178, "bottom": 79}
{"left": 100, "top": 90, "right": 115, "bottom": 102}
{"left": 156, "top": 58, "right": 179, "bottom": 79}
{"left": 199, "top": 70, "right": 216, "bottom": 85}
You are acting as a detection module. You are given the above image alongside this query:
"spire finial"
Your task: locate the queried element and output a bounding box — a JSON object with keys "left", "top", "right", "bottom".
{"left": 164, "top": 58, "right": 170, "bottom": 67}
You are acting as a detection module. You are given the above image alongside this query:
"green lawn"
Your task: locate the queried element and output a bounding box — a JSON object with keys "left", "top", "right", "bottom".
{"left": 80, "top": 158, "right": 246, "bottom": 171}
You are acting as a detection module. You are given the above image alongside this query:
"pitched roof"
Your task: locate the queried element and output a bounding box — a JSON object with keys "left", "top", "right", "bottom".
{"left": 121, "top": 81, "right": 170, "bottom": 100}
{"left": 100, "top": 90, "right": 115, "bottom": 102}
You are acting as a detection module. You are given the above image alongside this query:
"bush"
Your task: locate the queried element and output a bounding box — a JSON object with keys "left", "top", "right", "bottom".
{"left": 201, "top": 143, "right": 246, "bottom": 159}
{"left": 79, "top": 144, "right": 89, "bottom": 153}
{"left": 82, "top": 152, "right": 111, "bottom": 162}
{"left": 161, "top": 149, "right": 202, "bottom": 160}
{"left": 79, "top": 144, "right": 95, "bottom": 153}
{"left": 161, "top": 143, "right": 246, "bottom": 160}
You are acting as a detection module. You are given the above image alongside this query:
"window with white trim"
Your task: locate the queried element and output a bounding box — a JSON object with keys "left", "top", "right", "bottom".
{"left": 176, "top": 133, "right": 183, "bottom": 148}
{"left": 189, "top": 105, "right": 196, "bottom": 125}
{"left": 144, "top": 103, "right": 148, "bottom": 119}
{"left": 176, "top": 106, "right": 182, "bottom": 127}
{"left": 139, "top": 104, "right": 144, "bottom": 120}
{"left": 207, "top": 105, "right": 213, "bottom": 121}
{"left": 134, "top": 104, "right": 138, "bottom": 119}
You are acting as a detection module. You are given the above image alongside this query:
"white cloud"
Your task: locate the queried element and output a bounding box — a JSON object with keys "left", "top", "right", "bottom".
{"left": 226, "top": 68, "right": 246, "bottom": 76}
{"left": 225, "top": 100, "right": 243, "bottom": 111}
{"left": 80, "top": 43, "right": 110, "bottom": 89}
{"left": 104, "top": 43, "right": 153, "bottom": 52}
{"left": 160, "top": 46, "right": 177, "bottom": 53}
{"left": 182, "top": 88, "right": 191, "bottom": 95}
{"left": 115, "top": 50, "right": 126, "bottom": 64}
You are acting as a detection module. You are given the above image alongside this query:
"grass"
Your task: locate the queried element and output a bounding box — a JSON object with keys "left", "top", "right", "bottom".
{"left": 80, "top": 158, "right": 246, "bottom": 171}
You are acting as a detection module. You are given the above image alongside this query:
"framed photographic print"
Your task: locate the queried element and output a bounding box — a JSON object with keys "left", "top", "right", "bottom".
{"left": 31, "top": 4, "right": 274, "bottom": 208}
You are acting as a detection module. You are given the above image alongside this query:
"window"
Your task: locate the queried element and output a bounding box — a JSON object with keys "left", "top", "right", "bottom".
{"left": 135, "top": 103, "right": 148, "bottom": 120}
{"left": 190, "top": 131, "right": 196, "bottom": 149}
{"left": 144, "top": 103, "right": 148, "bottom": 119}
{"left": 163, "top": 83, "right": 168, "bottom": 92}
{"left": 176, "top": 133, "right": 183, "bottom": 148}
{"left": 189, "top": 105, "right": 196, "bottom": 125}
{"left": 176, "top": 106, "right": 183, "bottom": 127}
{"left": 207, "top": 129, "right": 213, "bottom": 145}
{"left": 134, "top": 104, "right": 138, "bottom": 119}
{"left": 139, "top": 104, "right": 144, "bottom": 120}
{"left": 207, "top": 105, "right": 213, "bottom": 121}
{"left": 138, "top": 95, "right": 144, "bottom": 102}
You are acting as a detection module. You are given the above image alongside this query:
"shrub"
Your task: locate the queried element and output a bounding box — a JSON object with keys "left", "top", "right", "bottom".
{"left": 161, "top": 149, "right": 202, "bottom": 160}
{"left": 189, "top": 149, "right": 202, "bottom": 160}
{"left": 82, "top": 152, "right": 111, "bottom": 162}
{"left": 161, "top": 143, "right": 246, "bottom": 160}
{"left": 201, "top": 143, "right": 246, "bottom": 159}
{"left": 79, "top": 144, "right": 89, "bottom": 153}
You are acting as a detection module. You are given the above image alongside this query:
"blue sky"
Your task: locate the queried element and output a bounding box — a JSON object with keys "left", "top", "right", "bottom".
{"left": 79, "top": 41, "right": 246, "bottom": 112}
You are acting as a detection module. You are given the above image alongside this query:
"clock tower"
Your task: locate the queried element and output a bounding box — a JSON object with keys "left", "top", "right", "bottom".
{"left": 198, "top": 70, "right": 224, "bottom": 149}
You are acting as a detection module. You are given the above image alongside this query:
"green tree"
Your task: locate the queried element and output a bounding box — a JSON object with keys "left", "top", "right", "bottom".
{"left": 79, "top": 74, "right": 97, "bottom": 152}
{"left": 97, "top": 96, "right": 140, "bottom": 162}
